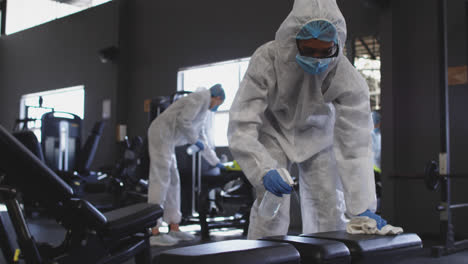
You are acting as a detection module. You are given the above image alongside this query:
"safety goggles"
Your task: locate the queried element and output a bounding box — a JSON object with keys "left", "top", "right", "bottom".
{"left": 296, "top": 40, "right": 339, "bottom": 59}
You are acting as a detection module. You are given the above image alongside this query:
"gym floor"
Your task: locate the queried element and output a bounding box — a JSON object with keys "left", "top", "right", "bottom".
{"left": 1, "top": 213, "right": 466, "bottom": 264}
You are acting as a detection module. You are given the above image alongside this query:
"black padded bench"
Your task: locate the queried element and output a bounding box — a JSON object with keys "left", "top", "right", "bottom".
{"left": 0, "top": 124, "right": 163, "bottom": 264}
{"left": 13, "top": 129, "right": 117, "bottom": 211}
{"left": 260, "top": 235, "right": 351, "bottom": 264}
{"left": 155, "top": 239, "right": 301, "bottom": 264}
{"left": 301, "top": 231, "right": 422, "bottom": 264}
{"left": 155, "top": 231, "right": 421, "bottom": 264}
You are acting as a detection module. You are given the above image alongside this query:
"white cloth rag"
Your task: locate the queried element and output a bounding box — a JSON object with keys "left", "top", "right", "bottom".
{"left": 346, "top": 216, "right": 404, "bottom": 235}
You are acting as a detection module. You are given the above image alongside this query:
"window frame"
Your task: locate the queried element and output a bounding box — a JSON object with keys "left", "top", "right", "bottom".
{"left": 18, "top": 85, "right": 85, "bottom": 141}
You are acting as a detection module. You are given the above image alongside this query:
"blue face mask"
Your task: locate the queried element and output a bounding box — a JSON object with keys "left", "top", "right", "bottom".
{"left": 295, "top": 54, "right": 332, "bottom": 75}
{"left": 210, "top": 105, "right": 220, "bottom": 112}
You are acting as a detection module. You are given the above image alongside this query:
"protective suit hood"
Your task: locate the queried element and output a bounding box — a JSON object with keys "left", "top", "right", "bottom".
{"left": 275, "top": 0, "right": 346, "bottom": 62}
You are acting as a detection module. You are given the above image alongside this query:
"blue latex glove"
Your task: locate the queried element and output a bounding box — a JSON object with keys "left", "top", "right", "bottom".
{"left": 359, "top": 210, "right": 387, "bottom": 230}
{"left": 262, "top": 169, "right": 293, "bottom": 197}
{"left": 194, "top": 140, "right": 205, "bottom": 151}
{"left": 215, "top": 163, "right": 226, "bottom": 170}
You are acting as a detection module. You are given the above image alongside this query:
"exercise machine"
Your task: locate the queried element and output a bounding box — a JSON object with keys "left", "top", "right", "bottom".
{"left": 0, "top": 124, "right": 162, "bottom": 264}
{"left": 156, "top": 232, "right": 422, "bottom": 264}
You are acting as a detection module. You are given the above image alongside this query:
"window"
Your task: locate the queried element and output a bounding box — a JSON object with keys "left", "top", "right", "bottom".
{"left": 178, "top": 58, "right": 250, "bottom": 147}
{"left": 19, "top": 85, "right": 85, "bottom": 141}
{"left": 349, "top": 36, "right": 381, "bottom": 110}
{"left": 355, "top": 56, "right": 381, "bottom": 110}
{"left": 5, "top": 0, "right": 111, "bottom": 35}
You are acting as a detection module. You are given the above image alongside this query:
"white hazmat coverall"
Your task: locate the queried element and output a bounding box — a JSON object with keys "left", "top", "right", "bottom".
{"left": 148, "top": 89, "right": 220, "bottom": 227}
{"left": 228, "top": 0, "right": 376, "bottom": 240}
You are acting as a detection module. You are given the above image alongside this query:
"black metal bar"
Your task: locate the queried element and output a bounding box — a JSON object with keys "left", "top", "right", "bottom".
{"left": 0, "top": 211, "right": 15, "bottom": 264}
{"left": 432, "top": 239, "right": 468, "bottom": 257}
{"left": 0, "top": 0, "right": 6, "bottom": 35}
{"left": 439, "top": 0, "right": 450, "bottom": 163}
{"left": 437, "top": 203, "right": 468, "bottom": 211}
{"left": 454, "top": 239, "right": 468, "bottom": 248}
{"left": 1, "top": 187, "right": 43, "bottom": 263}
{"left": 449, "top": 203, "right": 468, "bottom": 209}
{"left": 466, "top": 1, "right": 468, "bottom": 86}
{"left": 358, "top": 37, "right": 377, "bottom": 60}
{"left": 133, "top": 237, "right": 151, "bottom": 264}
{"left": 438, "top": 0, "right": 452, "bottom": 251}
{"left": 391, "top": 174, "right": 468, "bottom": 179}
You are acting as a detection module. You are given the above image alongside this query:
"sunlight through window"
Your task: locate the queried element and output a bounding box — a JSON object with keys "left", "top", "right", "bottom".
{"left": 19, "top": 85, "right": 85, "bottom": 141}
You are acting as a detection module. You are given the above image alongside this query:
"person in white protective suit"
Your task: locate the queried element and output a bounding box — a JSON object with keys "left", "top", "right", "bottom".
{"left": 148, "top": 84, "right": 226, "bottom": 246}
{"left": 228, "top": 0, "right": 388, "bottom": 240}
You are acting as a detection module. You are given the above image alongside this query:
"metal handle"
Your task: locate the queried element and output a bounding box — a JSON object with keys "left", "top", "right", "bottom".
{"left": 437, "top": 203, "right": 468, "bottom": 211}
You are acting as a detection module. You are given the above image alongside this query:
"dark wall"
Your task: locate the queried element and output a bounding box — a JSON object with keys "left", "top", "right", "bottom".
{"left": 339, "top": 0, "right": 382, "bottom": 38}
{"left": 447, "top": 0, "right": 468, "bottom": 175}
{"left": 382, "top": 0, "right": 468, "bottom": 237}
{"left": 0, "top": 2, "right": 119, "bottom": 168}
